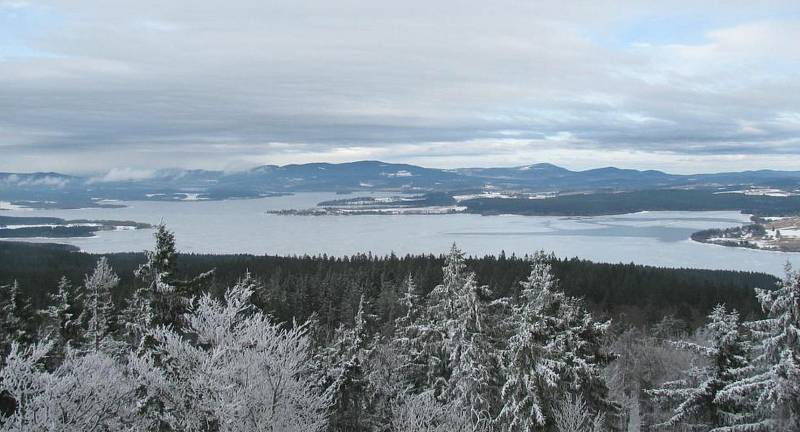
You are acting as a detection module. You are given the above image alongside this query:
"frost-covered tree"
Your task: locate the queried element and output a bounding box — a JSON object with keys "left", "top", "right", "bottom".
{"left": 130, "top": 273, "right": 327, "bottom": 432}
{"left": 391, "top": 391, "right": 472, "bottom": 432}
{"left": 558, "top": 295, "right": 617, "bottom": 418}
{"left": 81, "top": 257, "right": 120, "bottom": 354}
{"left": 124, "top": 223, "right": 211, "bottom": 349}
{"left": 132, "top": 223, "right": 182, "bottom": 330}
{"left": 39, "top": 276, "right": 83, "bottom": 363}
{"left": 649, "top": 304, "right": 750, "bottom": 430}
{"left": 393, "top": 274, "right": 428, "bottom": 393}
{"left": 423, "top": 244, "right": 498, "bottom": 428}
{"left": 552, "top": 394, "right": 606, "bottom": 432}
{"left": 497, "top": 252, "right": 615, "bottom": 431}
{"left": 716, "top": 265, "right": 800, "bottom": 430}
{"left": 497, "top": 253, "right": 565, "bottom": 431}
{"left": 0, "top": 281, "right": 34, "bottom": 356}
{"left": 605, "top": 324, "right": 698, "bottom": 432}
{"left": 0, "top": 342, "right": 137, "bottom": 431}
{"left": 322, "top": 294, "right": 375, "bottom": 431}
{"left": 120, "top": 283, "right": 154, "bottom": 351}
{"left": 365, "top": 339, "right": 408, "bottom": 427}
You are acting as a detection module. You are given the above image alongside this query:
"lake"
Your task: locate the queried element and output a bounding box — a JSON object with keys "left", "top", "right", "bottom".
{"left": 8, "top": 192, "right": 800, "bottom": 276}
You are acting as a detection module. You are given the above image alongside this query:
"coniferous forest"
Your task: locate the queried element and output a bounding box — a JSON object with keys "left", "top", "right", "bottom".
{"left": 1, "top": 226, "right": 799, "bottom": 431}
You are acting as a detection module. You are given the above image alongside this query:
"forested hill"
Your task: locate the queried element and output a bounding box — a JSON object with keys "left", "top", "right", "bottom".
{"left": 4, "top": 161, "right": 800, "bottom": 208}
{"left": 0, "top": 241, "right": 775, "bottom": 328}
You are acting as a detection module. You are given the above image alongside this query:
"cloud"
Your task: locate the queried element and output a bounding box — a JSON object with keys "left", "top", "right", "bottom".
{"left": 90, "top": 167, "right": 156, "bottom": 183}
{"left": 1, "top": 173, "right": 69, "bottom": 188}
{"left": 1, "top": 0, "right": 799, "bottom": 173}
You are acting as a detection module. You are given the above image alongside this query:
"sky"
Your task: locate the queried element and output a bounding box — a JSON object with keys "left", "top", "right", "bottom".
{"left": 1, "top": 0, "right": 800, "bottom": 175}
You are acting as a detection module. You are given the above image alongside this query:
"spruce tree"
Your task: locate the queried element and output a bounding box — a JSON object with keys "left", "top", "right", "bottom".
{"left": 323, "top": 294, "right": 375, "bottom": 432}
{"left": 0, "top": 281, "right": 34, "bottom": 356}
{"left": 124, "top": 223, "right": 212, "bottom": 348}
{"left": 393, "top": 274, "right": 428, "bottom": 393}
{"left": 717, "top": 265, "right": 800, "bottom": 430}
{"left": 81, "top": 257, "right": 120, "bottom": 354}
{"left": 649, "top": 304, "right": 750, "bottom": 430}
{"left": 133, "top": 223, "right": 182, "bottom": 329}
{"left": 423, "top": 244, "right": 498, "bottom": 428}
{"left": 39, "top": 276, "right": 83, "bottom": 360}
{"left": 497, "top": 252, "right": 616, "bottom": 431}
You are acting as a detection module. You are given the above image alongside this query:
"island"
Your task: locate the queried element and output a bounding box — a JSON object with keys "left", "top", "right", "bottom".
{"left": 0, "top": 216, "right": 152, "bottom": 239}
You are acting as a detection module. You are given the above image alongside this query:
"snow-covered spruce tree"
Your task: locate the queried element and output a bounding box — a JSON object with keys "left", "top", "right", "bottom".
{"left": 393, "top": 274, "right": 429, "bottom": 394}
{"left": 716, "top": 265, "right": 800, "bottom": 430}
{"left": 358, "top": 337, "right": 403, "bottom": 428}
{"left": 81, "top": 257, "right": 122, "bottom": 354}
{"left": 130, "top": 272, "right": 328, "bottom": 432}
{"left": 39, "top": 276, "right": 83, "bottom": 364}
{"left": 322, "top": 294, "right": 376, "bottom": 432}
{"left": 0, "top": 281, "right": 34, "bottom": 356}
{"left": 497, "top": 252, "right": 615, "bottom": 432}
{"left": 131, "top": 223, "right": 181, "bottom": 331}
{"left": 558, "top": 294, "right": 617, "bottom": 419}
{"left": 0, "top": 341, "right": 138, "bottom": 431}
{"left": 648, "top": 304, "right": 750, "bottom": 430}
{"left": 124, "top": 223, "right": 212, "bottom": 349}
{"left": 120, "top": 283, "right": 154, "bottom": 351}
{"left": 423, "top": 244, "right": 499, "bottom": 429}
{"left": 604, "top": 323, "right": 699, "bottom": 432}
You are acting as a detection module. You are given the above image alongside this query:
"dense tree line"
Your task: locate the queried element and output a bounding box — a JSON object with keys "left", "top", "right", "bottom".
{"left": 0, "top": 241, "right": 772, "bottom": 329}
{"left": 1, "top": 228, "right": 797, "bottom": 430}
{"left": 463, "top": 189, "right": 800, "bottom": 217}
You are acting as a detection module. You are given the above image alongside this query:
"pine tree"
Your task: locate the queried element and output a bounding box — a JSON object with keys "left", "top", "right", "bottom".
{"left": 649, "top": 304, "right": 750, "bottom": 430}
{"left": 717, "top": 265, "right": 800, "bottom": 430}
{"left": 81, "top": 257, "right": 120, "bottom": 354}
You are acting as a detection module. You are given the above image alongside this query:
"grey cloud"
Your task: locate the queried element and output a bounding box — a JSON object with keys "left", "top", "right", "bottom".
{"left": 1, "top": 0, "right": 800, "bottom": 172}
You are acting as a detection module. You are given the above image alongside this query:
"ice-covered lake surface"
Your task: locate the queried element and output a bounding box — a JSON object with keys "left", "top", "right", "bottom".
{"left": 6, "top": 192, "right": 799, "bottom": 276}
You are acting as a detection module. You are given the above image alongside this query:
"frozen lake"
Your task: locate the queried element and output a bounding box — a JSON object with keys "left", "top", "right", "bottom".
{"left": 7, "top": 192, "right": 799, "bottom": 276}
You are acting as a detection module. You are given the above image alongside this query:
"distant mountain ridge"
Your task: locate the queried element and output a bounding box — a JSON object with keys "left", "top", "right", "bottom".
{"left": 2, "top": 160, "right": 800, "bottom": 208}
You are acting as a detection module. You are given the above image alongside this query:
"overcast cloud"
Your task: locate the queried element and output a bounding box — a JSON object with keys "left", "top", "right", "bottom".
{"left": 1, "top": 0, "right": 799, "bottom": 174}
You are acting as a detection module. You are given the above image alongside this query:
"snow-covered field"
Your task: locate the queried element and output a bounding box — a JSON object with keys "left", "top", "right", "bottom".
{"left": 715, "top": 188, "right": 799, "bottom": 197}
{"left": 0, "top": 201, "right": 32, "bottom": 211}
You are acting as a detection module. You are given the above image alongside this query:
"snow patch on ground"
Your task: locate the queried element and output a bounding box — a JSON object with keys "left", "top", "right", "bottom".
{"left": 181, "top": 193, "right": 206, "bottom": 201}
{"left": 778, "top": 228, "right": 800, "bottom": 238}
{"left": 381, "top": 170, "right": 414, "bottom": 177}
{"left": 715, "top": 188, "right": 798, "bottom": 197}
{"left": 0, "top": 201, "right": 31, "bottom": 211}
{"left": 1, "top": 223, "right": 103, "bottom": 230}
{"left": 453, "top": 192, "right": 514, "bottom": 202}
